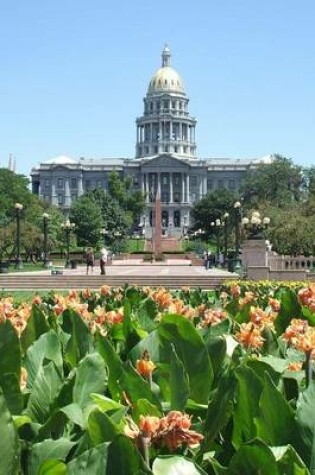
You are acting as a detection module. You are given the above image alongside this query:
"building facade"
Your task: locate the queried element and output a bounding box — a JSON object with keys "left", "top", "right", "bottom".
{"left": 31, "top": 46, "right": 272, "bottom": 237}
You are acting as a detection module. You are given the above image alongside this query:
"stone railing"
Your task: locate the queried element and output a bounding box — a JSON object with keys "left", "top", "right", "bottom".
{"left": 268, "top": 254, "right": 315, "bottom": 272}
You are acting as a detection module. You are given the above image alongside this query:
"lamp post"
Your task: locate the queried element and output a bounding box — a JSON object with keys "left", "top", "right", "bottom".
{"left": 234, "top": 201, "right": 241, "bottom": 260}
{"left": 42, "top": 213, "right": 50, "bottom": 268}
{"left": 114, "top": 230, "right": 122, "bottom": 255}
{"left": 242, "top": 211, "right": 270, "bottom": 239}
{"left": 15, "top": 203, "right": 23, "bottom": 269}
{"left": 222, "top": 212, "right": 229, "bottom": 266}
{"left": 100, "top": 228, "right": 108, "bottom": 246}
{"left": 61, "top": 219, "right": 75, "bottom": 268}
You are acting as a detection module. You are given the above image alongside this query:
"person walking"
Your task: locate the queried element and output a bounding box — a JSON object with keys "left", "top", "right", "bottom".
{"left": 100, "top": 247, "right": 108, "bottom": 275}
{"left": 85, "top": 248, "right": 95, "bottom": 274}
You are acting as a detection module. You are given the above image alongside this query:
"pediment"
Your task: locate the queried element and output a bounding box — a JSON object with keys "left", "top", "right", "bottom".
{"left": 141, "top": 154, "right": 189, "bottom": 170}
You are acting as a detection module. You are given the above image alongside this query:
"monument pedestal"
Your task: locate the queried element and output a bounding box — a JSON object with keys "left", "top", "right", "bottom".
{"left": 241, "top": 239, "right": 270, "bottom": 280}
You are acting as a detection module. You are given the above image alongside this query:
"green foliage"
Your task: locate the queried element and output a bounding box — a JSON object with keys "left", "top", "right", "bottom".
{"left": 0, "top": 283, "right": 314, "bottom": 472}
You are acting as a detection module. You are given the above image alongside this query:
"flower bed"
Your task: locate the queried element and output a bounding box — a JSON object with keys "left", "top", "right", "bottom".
{"left": 0, "top": 281, "right": 314, "bottom": 473}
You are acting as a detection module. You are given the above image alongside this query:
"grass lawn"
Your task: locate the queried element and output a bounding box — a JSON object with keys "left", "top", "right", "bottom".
{"left": 0, "top": 289, "right": 67, "bottom": 302}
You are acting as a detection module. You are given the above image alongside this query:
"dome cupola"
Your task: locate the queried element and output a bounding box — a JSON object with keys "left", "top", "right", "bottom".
{"left": 147, "top": 45, "right": 185, "bottom": 95}
{"left": 136, "top": 46, "right": 197, "bottom": 159}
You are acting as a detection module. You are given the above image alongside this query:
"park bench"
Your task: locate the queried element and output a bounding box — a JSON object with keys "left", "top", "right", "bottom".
{"left": 50, "top": 266, "right": 64, "bottom": 275}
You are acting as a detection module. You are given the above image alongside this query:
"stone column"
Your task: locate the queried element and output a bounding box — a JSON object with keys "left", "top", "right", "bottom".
{"left": 157, "top": 172, "right": 161, "bottom": 197}
{"left": 182, "top": 173, "right": 185, "bottom": 203}
{"left": 51, "top": 182, "right": 57, "bottom": 206}
{"left": 186, "top": 174, "right": 190, "bottom": 203}
{"left": 65, "top": 178, "right": 71, "bottom": 207}
{"left": 78, "top": 176, "right": 83, "bottom": 197}
{"left": 170, "top": 172, "right": 173, "bottom": 203}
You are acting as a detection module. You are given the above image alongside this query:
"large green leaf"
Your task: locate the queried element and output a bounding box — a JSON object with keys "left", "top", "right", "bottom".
{"left": 205, "top": 336, "right": 227, "bottom": 376}
{"left": 0, "top": 373, "right": 23, "bottom": 415}
{"left": 60, "top": 403, "right": 86, "bottom": 429}
{"left": 256, "top": 372, "right": 298, "bottom": 446}
{"left": 91, "top": 394, "right": 125, "bottom": 412}
{"left": 0, "top": 319, "right": 21, "bottom": 378}
{"left": 38, "top": 459, "right": 67, "bottom": 475}
{"left": 232, "top": 364, "right": 263, "bottom": 448}
{"left": 67, "top": 442, "right": 110, "bottom": 474}
{"left": 158, "top": 314, "right": 213, "bottom": 404}
{"left": 228, "top": 439, "right": 278, "bottom": 475}
{"left": 73, "top": 353, "right": 107, "bottom": 409}
{"left": 152, "top": 455, "right": 206, "bottom": 475}
{"left": 275, "top": 289, "right": 301, "bottom": 334}
{"left": 96, "top": 334, "right": 160, "bottom": 408}
{"left": 271, "top": 445, "right": 310, "bottom": 474}
{"left": 170, "top": 344, "right": 189, "bottom": 411}
{"left": 88, "top": 409, "right": 121, "bottom": 445}
{"left": 25, "top": 362, "right": 63, "bottom": 424}
{"left": 137, "top": 297, "right": 159, "bottom": 332}
{"left": 0, "top": 388, "right": 20, "bottom": 474}
{"left": 28, "top": 438, "right": 75, "bottom": 475}
{"left": 20, "top": 304, "right": 49, "bottom": 354}
{"left": 25, "top": 330, "right": 63, "bottom": 388}
{"left": 296, "top": 381, "right": 315, "bottom": 470}
{"left": 106, "top": 435, "right": 152, "bottom": 475}
{"left": 204, "top": 368, "right": 235, "bottom": 446}
{"left": 61, "top": 309, "right": 91, "bottom": 368}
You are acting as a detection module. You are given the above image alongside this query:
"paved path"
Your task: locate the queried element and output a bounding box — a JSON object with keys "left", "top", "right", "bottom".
{"left": 10, "top": 261, "right": 232, "bottom": 278}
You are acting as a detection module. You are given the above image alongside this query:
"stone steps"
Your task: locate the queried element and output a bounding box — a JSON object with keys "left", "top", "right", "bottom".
{"left": 0, "top": 274, "right": 232, "bottom": 291}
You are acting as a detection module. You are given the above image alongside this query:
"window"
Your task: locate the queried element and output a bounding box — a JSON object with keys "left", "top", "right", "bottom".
{"left": 71, "top": 193, "right": 77, "bottom": 202}
{"left": 183, "top": 146, "right": 187, "bottom": 153}
{"left": 145, "top": 146, "right": 149, "bottom": 154}
{"left": 218, "top": 179, "right": 224, "bottom": 189}
{"left": 44, "top": 178, "right": 50, "bottom": 188}
{"left": 174, "top": 146, "right": 178, "bottom": 153}
{"left": 162, "top": 192, "right": 169, "bottom": 203}
{"left": 162, "top": 175, "right": 168, "bottom": 185}
{"left": 85, "top": 180, "right": 91, "bottom": 190}
{"left": 174, "top": 192, "right": 180, "bottom": 203}
{"left": 96, "top": 180, "right": 102, "bottom": 188}
{"left": 207, "top": 179, "right": 213, "bottom": 190}
{"left": 229, "top": 179, "right": 235, "bottom": 190}
{"left": 174, "top": 175, "right": 180, "bottom": 185}
{"left": 172, "top": 101, "right": 176, "bottom": 109}
{"left": 57, "top": 178, "right": 64, "bottom": 189}
{"left": 164, "top": 146, "right": 169, "bottom": 152}
{"left": 154, "top": 146, "right": 158, "bottom": 154}
{"left": 70, "top": 178, "right": 77, "bottom": 189}
{"left": 58, "top": 194, "right": 64, "bottom": 205}
{"left": 191, "top": 176, "right": 197, "bottom": 186}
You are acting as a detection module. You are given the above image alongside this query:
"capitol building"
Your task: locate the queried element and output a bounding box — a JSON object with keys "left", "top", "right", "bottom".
{"left": 31, "top": 46, "right": 272, "bottom": 237}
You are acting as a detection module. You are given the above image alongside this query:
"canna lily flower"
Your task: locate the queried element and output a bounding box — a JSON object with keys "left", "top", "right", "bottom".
{"left": 20, "top": 367, "right": 28, "bottom": 390}
{"left": 32, "top": 295, "right": 42, "bottom": 305}
{"left": 136, "top": 350, "right": 156, "bottom": 377}
{"left": 235, "top": 322, "right": 264, "bottom": 349}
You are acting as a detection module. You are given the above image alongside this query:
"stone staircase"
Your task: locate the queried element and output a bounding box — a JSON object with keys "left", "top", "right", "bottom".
{"left": 0, "top": 273, "right": 233, "bottom": 291}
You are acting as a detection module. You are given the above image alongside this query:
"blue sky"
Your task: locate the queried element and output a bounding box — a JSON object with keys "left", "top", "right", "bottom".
{"left": 0, "top": 0, "right": 314, "bottom": 177}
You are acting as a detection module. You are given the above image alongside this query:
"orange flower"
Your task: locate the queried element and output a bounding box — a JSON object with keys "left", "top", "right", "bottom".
{"left": 287, "top": 362, "right": 303, "bottom": 371}
{"left": 139, "top": 416, "right": 160, "bottom": 437}
{"left": 20, "top": 367, "right": 28, "bottom": 390}
{"left": 239, "top": 291, "right": 257, "bottom": 308}
{"left": 32, "top": 295, "right": 42, "bottom": 305}
{"left": 125, "top": 411, "right": 203, "bottom": 452}
{"left": 136, "top": 350, "right": 156, "bottom": 377}
{"left": 200, "top": 309, "right": 227, "bottom": 327}
{"left": 268, "top": 297, "right": 281, "bottom": 312}
{"left": 235, "top": 323, "right": 264, "bottom": 349}
{"left": 100, "top": 285, "right": 111, "bottom": 296}
{"left": 231, "top": 285, "right": 241, "bottom": 299}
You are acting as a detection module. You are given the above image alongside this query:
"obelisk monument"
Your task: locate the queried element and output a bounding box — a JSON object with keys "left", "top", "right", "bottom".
{"left": 153, "top": 189, "right": 162, "bottom": 260}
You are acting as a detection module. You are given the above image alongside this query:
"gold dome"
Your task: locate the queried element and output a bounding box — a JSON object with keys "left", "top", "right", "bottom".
{"left": 147, "top": 46, "right": 185, "bottom": 94}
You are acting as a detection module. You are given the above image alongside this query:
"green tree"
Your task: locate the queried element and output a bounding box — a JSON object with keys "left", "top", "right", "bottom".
{"left": 190, "top": 189, "right": 238, "bottom": 236}
{"left": 69, "top": 195, "right": 103, "bottom": 248}
{"left": 241, "top": 155, "right": 303, "bottom": 208}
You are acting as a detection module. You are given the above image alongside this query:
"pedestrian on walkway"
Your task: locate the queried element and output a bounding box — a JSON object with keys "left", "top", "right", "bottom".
{"left": 100, "top": 247, "right": 108, "bottom": 275}
{"left": 85, "top": 248, "right": 94, "bottom": 274}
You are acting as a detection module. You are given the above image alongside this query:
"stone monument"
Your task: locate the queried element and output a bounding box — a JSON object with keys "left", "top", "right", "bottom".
{"left": 153, "top": 189, "right": 162, "bottom": 260}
